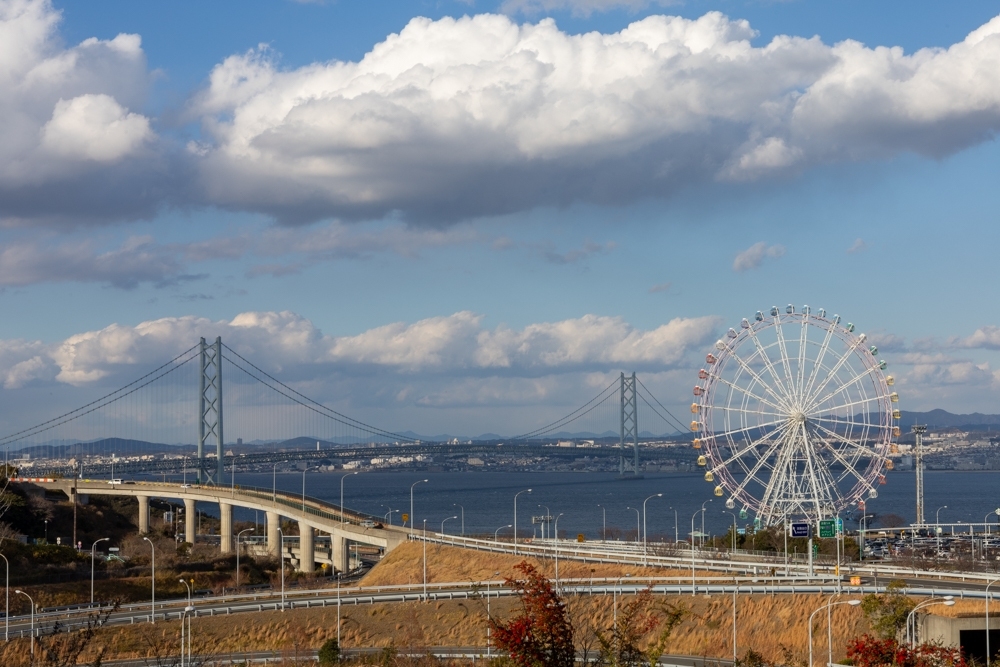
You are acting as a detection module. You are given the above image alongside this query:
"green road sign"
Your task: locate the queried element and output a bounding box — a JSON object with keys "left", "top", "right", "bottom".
{"left": 819, "top": 520, "right": 835, "bottom": 538}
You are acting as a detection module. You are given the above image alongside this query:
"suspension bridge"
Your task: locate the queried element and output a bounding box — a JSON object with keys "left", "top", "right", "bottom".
{"left": 1, "top": 337, "right": 689, "bottom": 480}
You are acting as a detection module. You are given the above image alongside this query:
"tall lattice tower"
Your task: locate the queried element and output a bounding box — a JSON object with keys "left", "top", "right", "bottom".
{"left": 619, "top": 372, "right": 639, "bottom": 476}
{"left": 913, "top": 425, "right": 926, "bottom": 525}
{"left": 198, "top": 336, "right": 224, "bottom": 484}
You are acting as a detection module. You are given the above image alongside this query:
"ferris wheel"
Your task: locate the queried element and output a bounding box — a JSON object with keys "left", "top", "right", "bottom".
{"left": 691, "top": 305, "right": 900, "bottom": 526}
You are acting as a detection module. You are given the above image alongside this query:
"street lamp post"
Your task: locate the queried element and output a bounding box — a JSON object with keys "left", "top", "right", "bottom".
{"left": 700, "top": 500, "right": 713, "bottom": 548}
{"left": 0, "top": 552, "right": 7, "bottom": 642}
{"left": 277, "top": 527, "right": 285, "bottom": 611}
{"left": 236, "top": 528, "right": 253, "bottom": 588}
{"left": 597, "top": 505, "right": 606, "bottom": 542}
{"left": 539, "top": 505, "right": 551, "bottom": 540}
{"left": 987, "top": 579, "right": 1000, "bottom": 667}
{"left": 15, "top": 589, "right": 34, "bottom": 658}
{"left": 669, "top": 507, "right": 678, "bottom": 544}
{"left": 513, "top": 489, "right": 532, "bottom": 554}
{"left": 179, "top": 578, "right": 193, "bottom": 667}
{"left": 907, "top": 598, "right": 955, "bottom": 647}
{"left": 453, "top": 504, "right": 465, "bottom": 535}
{"left": 643, "top": 494, "right": 663, "bottom": 565}
{"left": 554, "top": 513, "right": 564, "bottom": 593}
{"left": 410, "top": 479, "right": 429, "bottom": 534}
{"left": 690, "top": 509, "right": 701, "bottom": 595}
{"left": 627, "top": 507, "right": 639, "bottom": 544}
{"left": 142, "top": 536, "right": 155, "bottom": 624}
{"left": 723, "top": 511, "right": 737, "bottom": 551}
{"left": 441, "top": 516, "right": 458, "bottom": 535}
{"left": 422, "top": 519, "right": 428, "bottom": 601}
{"left": 340, "top": 471, "right": 359, "bottom": 524}
{"left": 613, "top": 573, "right": 632, "bottom": 632}
{"left": 936, "top": 506, "right": 948, "bottom": 557}
{"left": 808, "top": 598, "right": 861, "bottom": 667}
{"left": 495, "top": 525, "right": 512, "bottom": 543}
{"left": 487, "top": 570, "right": 500, "bottom": 657}
{"left": 272, "top": 463, "right": 277, "bottom": 503}
{"left": 90, "top": 537, "right": 109, "bottom": 606}
{"left": 383, "top": 507, "right": 399, "bottom": 525}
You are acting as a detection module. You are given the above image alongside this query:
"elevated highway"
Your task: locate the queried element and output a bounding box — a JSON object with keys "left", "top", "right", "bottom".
{"left": 27, "top": 479, "right": 409, "bottom": 573}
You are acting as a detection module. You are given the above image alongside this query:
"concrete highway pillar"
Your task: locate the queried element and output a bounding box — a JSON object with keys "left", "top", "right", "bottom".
{"left": 298, "top": 522, "right": 314, "bottom": 573}
{"left": 220, "top": 502, "right": 233, "bottom": 553}
{"left": 267, "top": 511, "right": 280, "bottom": 558}
{"left": 184, "top": 498, "right": 196, "bottom": 544}
{"left": 333, "top": 534, "right": 348, "bottom": 574}
{"left": 137, "top": 495, "right": 150, "bottom": 534}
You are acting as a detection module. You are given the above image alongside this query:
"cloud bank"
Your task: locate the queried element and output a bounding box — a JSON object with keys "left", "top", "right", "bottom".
{"left": 8, "top": 1, "right": 1000, "bottom": 226}
{"left": 188, "top": 11, "right": 1000, "bottom": 224}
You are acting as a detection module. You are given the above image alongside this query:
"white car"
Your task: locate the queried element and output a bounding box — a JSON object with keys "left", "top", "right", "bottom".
{"left": 108, "top": 479, "right": 123, "bottom": 485}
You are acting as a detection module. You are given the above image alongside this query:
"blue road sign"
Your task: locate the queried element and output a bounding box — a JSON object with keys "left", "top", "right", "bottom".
{"left": 791, "top": 522, "right": 810, "bottom": 538}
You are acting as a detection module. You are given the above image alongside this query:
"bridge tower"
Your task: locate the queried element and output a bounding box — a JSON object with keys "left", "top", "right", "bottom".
{"left": 619, "top": 372, "right": 639, "bottom": 476}
{"left": 198, "top": 336, "right": 224, "bottom": 484}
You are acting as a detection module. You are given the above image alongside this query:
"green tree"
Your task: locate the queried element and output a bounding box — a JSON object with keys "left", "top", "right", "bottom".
{"left": 860, "top": 580, "right": 915, "bottom": 639}
{"left": 318, "top": 638, "right": 340, "bottom": 666}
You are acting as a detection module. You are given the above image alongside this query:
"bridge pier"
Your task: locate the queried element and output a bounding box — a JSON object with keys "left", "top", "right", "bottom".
{"left": 267, "top": 511, "right": 280, "bottom": 558}
{"left": 333, "top": 534, "right": 348, "bottom": 574}
{"left": 185, "top": 498, "right": 196, "bottom": 544}
{"left": 137, "top": 495, "right": 150, "bottom": 534}
{"left": 220, "top": 502, "right": 233, "bottom": 553}
{"left": 299, "top": 522, "right": 314, "bottom": 573}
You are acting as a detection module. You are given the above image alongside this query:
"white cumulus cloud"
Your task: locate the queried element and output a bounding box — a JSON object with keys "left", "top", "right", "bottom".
{"left": 0, "top": 0, "right": 159, "bottom": 223}
{"left": 732, "top": 242, "right": 785, "bottom": 272}
{"left": 189, "top": 11, "right": 1000, "bottom": 224}
{"left": 40, "top": 94, "right": 151, "bottom": 162}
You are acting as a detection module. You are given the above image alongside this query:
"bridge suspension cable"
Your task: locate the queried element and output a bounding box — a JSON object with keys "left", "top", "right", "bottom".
{"left": 635, "top": 377, "right": 689, "bottom": 435}
{"left": 0, "top": 344, "right": 201, "bottom": 448}
{"left": 509, "top": 376, "right": 621, "bottom": 441}
{"left": 220, "top": 344, "right": 416, "bottom": 444}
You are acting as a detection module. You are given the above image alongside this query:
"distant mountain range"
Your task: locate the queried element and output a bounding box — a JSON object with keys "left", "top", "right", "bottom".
{"left": 9, "top": 409, "right": 999, "bottom": 457}
{"left": 900, "top": 410, "right": 1000, "bottom": 430}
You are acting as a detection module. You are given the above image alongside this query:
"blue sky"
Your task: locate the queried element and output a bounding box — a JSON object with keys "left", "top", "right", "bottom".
{"left": 2, "top": 0, "right": 1000, "bottom": 436}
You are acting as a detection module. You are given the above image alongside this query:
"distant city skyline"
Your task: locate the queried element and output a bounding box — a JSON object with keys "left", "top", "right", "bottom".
{"left": 3, "top": 1, "right": 1000, "bottom": 434}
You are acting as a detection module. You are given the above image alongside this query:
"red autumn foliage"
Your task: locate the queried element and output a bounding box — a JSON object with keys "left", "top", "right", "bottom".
{"left": 488, "top": 561, "right": 575, "bottom": 667}
{"left": 846, "top": 634, "right": 968, "bottom": 667}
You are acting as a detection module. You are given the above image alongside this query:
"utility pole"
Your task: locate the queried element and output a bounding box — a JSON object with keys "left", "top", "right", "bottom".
{"left": 913, "top": 425, "right": 927, "bottom": 525}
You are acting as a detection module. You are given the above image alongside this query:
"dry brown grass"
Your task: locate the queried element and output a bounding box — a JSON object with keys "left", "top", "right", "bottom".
{"left": 360, "top": 541, "right": 699, "bottom": 587}
{"left": 0, "top": 591, "right": 872, "bottom": 666}
{"left": 0, "top": 543, "right": 882, "bottom": 665}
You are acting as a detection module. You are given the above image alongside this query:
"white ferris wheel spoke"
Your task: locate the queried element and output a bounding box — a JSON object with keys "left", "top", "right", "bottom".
{"left": 796, "top": 315, "right": 809, "bottom": 402}
{"left": 808, "top": 364, "right": 882, "bottom": 413}
{"left": 798, "top": 421, "right": 840, "bottom": 518}
{"left": 811, "top": 415, "right": 886, "bottom": 431}
{"left": 810, "top": 421, "right": 886, "bottom": 460}
{"left": 804, "top": 335, "right": 866, "bottom": 410}
{"left": 757, "top": 425, "right": 808, "bottom": 514}
{"left": 803, "top": 320, "right": 839, "bottom": 404}
{"left": 807, "top": 424, "right": 875, "bottom": 487}
{"left": 730, "top": 439, "right": 786, "bottom": 501}
{"left": 716, "top": 345, "right": 792, "bottom": 411}
{"left": 810, "top": 395, "right": 883, "bottom": 416}
{"left": 772, "top": 317, "right": 799, "bottom": 404}
{"left": 746, "top": 328, "right": 794, "bottom": 403}
{"left": 714, "top": 419, "right": 796, "bottom": 469}
{"left": 709, "top": 418, "right": 790, "bottom": 441}
{"left": 710, "top": 372, "right": 788, "bottom": 414}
